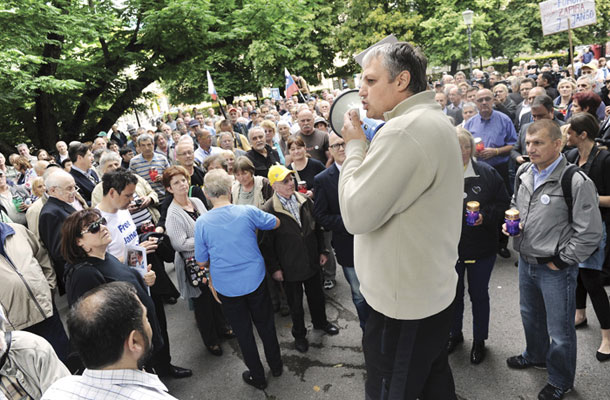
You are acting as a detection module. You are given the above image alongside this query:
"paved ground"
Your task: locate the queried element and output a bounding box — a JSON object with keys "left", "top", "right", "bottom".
{"left": 58, "top": 251, "right": 610, "bottom": 399}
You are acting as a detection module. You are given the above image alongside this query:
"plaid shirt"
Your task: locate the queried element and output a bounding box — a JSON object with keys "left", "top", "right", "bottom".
{"left": 41, "top": 369, "right": 176, "bottom": 400}
{"left": 276, "top": 193, "right": 301, "bottom": 227}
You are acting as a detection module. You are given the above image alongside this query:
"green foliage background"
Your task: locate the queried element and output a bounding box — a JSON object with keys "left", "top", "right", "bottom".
{"left": 0, "top": 0, "right": 608, "bottom": 151}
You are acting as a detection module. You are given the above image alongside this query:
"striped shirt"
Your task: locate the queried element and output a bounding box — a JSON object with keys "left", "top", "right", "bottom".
{"left": 41, "top": 368, "right": 177, "bottom": 400}
{"left": 277, "top": 193, "right": 301, "bottom": 227}
{"left": 129, "top": 154, "right": 169, "bottom": 202}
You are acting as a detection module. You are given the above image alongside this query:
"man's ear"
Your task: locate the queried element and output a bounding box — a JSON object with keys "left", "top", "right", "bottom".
{"left": 395, "top": 70, "right": 411, "bottom": 93}
{"left": 126, "top": 330, "right": 145, "bottom": 355}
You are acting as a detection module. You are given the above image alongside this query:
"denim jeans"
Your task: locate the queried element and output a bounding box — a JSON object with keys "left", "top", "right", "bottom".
{"left": 518, "top": 256, "right": 577, "bottom": 391}
{"left": 341, "top": 266, "right": 370, "bottom": 331}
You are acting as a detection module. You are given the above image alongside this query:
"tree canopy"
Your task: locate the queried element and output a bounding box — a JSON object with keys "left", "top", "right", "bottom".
{"left": 0, "top": 0, "right": 608, "bottom": 151}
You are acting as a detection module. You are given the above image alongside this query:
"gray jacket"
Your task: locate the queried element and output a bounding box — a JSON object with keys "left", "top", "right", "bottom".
{"left": 512, "top": 157, "right": 602, "bottom": 268}
{"left": 164, "top": 197, "right": 207, "bottom": 300}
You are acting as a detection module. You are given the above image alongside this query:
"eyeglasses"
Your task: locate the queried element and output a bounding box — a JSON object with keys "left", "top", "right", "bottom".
{"left": 177, "top": 151, "right": 194, "bottom": 156}
{"left": 81, "top": 217, "right": 107, "bottom": 235}
{"left": 330, "top": 142, "right": 346, "bottom": 150}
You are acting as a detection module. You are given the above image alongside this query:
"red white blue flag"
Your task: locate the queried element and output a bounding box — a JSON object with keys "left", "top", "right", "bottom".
{"left": 207, "top": 70, "right": 217, "bottom": 100}
{"left": 284, "top": 68, "right": 299, "bottom": 98}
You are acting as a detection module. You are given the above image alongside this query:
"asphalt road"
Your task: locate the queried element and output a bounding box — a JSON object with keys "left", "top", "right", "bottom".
{"left": 57, "top": 250, "right": 610, "bottom": 399}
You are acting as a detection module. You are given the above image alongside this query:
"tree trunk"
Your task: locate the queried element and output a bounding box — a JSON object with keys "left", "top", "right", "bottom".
{"left": 34, "top": 33, "right": 63, "bottom": 150}
{"left": 450, "top": 59, "right": 458, "bottom": 75}
{"left": 87, "top": 71, "right": 158, "bottom": 139}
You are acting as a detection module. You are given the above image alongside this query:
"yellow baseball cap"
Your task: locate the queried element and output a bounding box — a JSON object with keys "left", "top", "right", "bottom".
{"left": 268, "top": 164, "right": 294, "bottom": 186}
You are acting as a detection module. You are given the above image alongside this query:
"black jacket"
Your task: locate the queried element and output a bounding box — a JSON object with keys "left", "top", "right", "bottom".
{"left": 260, "top": 193, "right": 327, "bottom": 282}
{"left": 566, "top": 146, "right": 610, "bottom": 223}
{"left": 38, "top": 196, "right": 76, "bottom": 293}
{"left": 70, "top": 168, "right": 99, "bottom": 206}
{"left": 459, "top": 160, "right": 510, "bottom": 260}
{"left": 313, "top": 164, "right": 354, "bottom": 267}
{"left": 64, "top": 254, "right": 163, "bottom": 352}
{"left": 246, "top": 146, "right": 280, "bottom": 178}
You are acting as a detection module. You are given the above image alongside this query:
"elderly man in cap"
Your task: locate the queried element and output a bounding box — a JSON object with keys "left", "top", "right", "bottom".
{"left": 260, "top": 165, "right": 339, "bottom": 353}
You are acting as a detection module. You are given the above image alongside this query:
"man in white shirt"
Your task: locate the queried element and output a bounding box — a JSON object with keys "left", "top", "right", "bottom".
{"left": 42, "top": 282, "right": 178, "bottom": 400}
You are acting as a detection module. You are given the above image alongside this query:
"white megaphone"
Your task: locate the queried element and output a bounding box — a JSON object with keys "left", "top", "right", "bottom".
{"left": 328, "top": 89, "right": 366, "bottom": 137}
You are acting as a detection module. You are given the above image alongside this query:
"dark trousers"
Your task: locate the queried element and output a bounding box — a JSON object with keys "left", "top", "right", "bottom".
{"left": 24, "top": 302, "right": 69, "bottom": 363}
{"left": 575, "top": 268, "right": 610, "bottom": 329}
{"left": 363, "top": 303, "right": 456, "bottom": 400}
{"left": 218, "top": 281, "right": 282, "bottom": 382}
{"left": 452, "top": 255, "right": 496, "bottom": 341}
{"left": 193, "top": 285, "right": 228, "bottom": 347}
{"left": 282, "top": 270, "right": 328, "bottom": 339}
{"left": 150, "top": 294, "right": 172, "bottom": 368}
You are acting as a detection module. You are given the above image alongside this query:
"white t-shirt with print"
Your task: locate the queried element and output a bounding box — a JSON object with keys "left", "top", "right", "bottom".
{"left": 96, "top": 207, "right": 139, "bottom": 260}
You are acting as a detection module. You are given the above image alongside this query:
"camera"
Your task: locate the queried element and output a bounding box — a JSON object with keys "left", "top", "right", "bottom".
{"left": 134, "top": 198, "right": 143, "bottom": 207}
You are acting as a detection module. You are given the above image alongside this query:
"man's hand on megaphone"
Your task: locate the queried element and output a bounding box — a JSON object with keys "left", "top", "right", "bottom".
{"left": 342, "top": 109, "right": 366, "bottom": 144}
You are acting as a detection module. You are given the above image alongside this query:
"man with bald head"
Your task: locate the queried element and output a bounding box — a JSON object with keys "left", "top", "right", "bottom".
{"left": 516, "top": 86, "right": 547, "bottom": 130}
{"left": 295, "top": 109, "right": 331, "bottom": 166}
{"left": 38, "top": 170, "right": 79, "bottom": 293}
{"left": 465, "top": 88, "right": 518, "bottom": 258}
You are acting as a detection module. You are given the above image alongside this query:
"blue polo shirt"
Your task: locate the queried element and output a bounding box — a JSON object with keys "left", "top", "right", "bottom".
{"left": 464, "top": 111, "right": 517, "bottom": 166}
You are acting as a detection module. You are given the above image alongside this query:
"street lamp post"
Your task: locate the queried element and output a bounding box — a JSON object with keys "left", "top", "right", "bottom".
{"left": 462, "top": 9, "right": 474, "bottom": 80}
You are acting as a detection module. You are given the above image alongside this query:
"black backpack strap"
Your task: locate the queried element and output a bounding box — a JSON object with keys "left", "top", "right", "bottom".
{"left": 560, "top": 164, "right": 583, "bottom": 225}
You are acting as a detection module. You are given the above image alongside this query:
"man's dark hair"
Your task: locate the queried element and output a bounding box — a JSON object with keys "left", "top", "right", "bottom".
{"left": 68, "top": 143, "right": 90, "bottom": 163}
{"left": 102, "top": 168, "right": 138, "bottom": 196}
{"left": 60, "top": 158, "right": 71, "bottom": 168}
{"left": 541, "top": 72, "right": 555, "bottom": 86}
{"left": 119, "top": 148, "right": 134, "bottom": 157}
{"left": 363, "top": 42, "right": 428, "bottom": 95}
{"left": 67, "top": 281, "right": 145, "bottom": 369}
{"left": 531, "top": 95, "right": 554, "bottom": 112}
{"left": 219, "top": 119, "right": 232, "bottom": 129}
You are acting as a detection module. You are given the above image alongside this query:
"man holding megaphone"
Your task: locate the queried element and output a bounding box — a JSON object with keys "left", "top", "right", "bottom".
{"left": 338, "top": 42, "right": 463, "bottom": 400}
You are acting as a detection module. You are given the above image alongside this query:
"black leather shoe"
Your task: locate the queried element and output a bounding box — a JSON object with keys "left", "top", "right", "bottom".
{"left": 446, "top": 332, "right": 464, "bottom": 354}
{"left": 498, "top": 247, "right": 511, "bottom": 258}
{"left": 538, "top": 383, "right": 571, "bottom": 400}
{"left": 596, "top": 351, "right": 610, "bottom": 362}
{"left": 470, "top": 340, "right": 486, "bottom": 364}
{"left": 295, "top": 337, "right": 309, "bottom": 353}
{"left": 206, "top": 344, "right": 223, "bottom": 356}
{"left": 316, "top": 322, "right": 339, "bottom": 335}
{"left": 271, "top": 363, "right": 283, "bottom": 377}
{"left": 156, "top": 364, "right": 193, "bottom": 379}
{"left": 506, "top": 355, "right": 546, "bottom": 369}
{"left": 242, "top": 370, "right": 267, "bottom": 390}
{"left": 163, "top": 296, "right": 177, "bottom": 305}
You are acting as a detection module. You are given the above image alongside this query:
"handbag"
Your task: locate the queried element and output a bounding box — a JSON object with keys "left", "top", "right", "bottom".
{"left": 182, "top": 254, "right": 208, "bottom": 288}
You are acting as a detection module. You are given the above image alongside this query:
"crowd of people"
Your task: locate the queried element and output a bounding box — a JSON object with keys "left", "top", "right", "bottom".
{"left": 0, "top": 41, "right": 609, "bottom": 400}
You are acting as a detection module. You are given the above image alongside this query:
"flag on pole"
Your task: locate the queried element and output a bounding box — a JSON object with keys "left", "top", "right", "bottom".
{"left": 207, "top": 70, "right": 217, "bottom": 100}
{"left": 284, "top": 68, "right": 299, "bottom": 98}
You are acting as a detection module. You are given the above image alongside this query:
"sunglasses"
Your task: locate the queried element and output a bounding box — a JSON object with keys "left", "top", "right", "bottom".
{"left": 81, "top": 217, "right": 107, "bottom": 235}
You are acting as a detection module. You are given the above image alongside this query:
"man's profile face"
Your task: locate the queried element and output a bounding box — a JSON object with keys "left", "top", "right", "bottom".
{"left": 79, "top": 150, "right": 93, "bottom": 169}
{"left": 121, "top": 151, "right": 134, "bottom": 163}
{"left": 52, "top": 175, "right": 77, "bottom": 204}
{"left": 359, "top": 56, "right": 405, "bottom": 120}
{"left": 114, "top": 183, "right": 136, "bottom": 210}
{"left": 136, "top": 301, "right": 153, "bottom": 370}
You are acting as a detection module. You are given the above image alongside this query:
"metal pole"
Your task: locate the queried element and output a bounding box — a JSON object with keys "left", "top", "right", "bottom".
{"left": 568, "top": 18, "right": 575, "bottom": 78}
{"left": 467, "top": 26, "right": 473, "bottom": 80}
